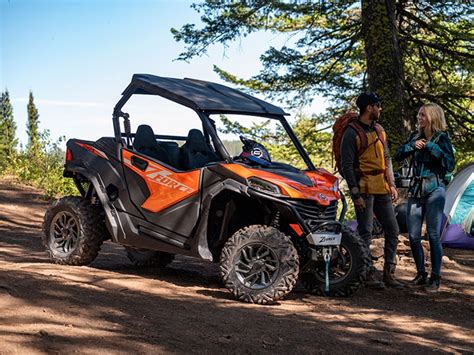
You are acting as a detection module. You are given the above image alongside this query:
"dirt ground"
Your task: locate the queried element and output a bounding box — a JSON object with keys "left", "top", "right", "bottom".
{"left": 0, "top": 178, "right": 473, "bottom": 354}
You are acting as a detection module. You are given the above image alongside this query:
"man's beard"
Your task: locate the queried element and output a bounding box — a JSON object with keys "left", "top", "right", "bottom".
{"left": 370, "top": 111, "right": 379, "bottom": 122}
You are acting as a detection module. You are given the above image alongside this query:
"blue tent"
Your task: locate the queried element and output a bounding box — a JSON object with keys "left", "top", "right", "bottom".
{"left": 441, "top": 163, "right": 474, "bottom": 249}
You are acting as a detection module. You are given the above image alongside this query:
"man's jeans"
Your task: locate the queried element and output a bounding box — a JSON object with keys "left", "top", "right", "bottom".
{"left": 407, "top": 186, "right": 445, "bottom": 277}
{"left": 355, "top": 193, "right": 399, "bottom": 268}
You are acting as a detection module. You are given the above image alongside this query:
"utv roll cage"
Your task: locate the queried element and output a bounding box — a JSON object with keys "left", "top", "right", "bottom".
{"left": 111, "top": 74, "right": 316, "bottom": 170}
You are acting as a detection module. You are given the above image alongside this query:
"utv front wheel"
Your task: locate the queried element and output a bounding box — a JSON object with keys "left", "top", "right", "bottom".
{"left": 125, "top": 247, "right": 174, "bottom": 267}
{"left": 301, "top": 227, "right": 369, "bottom": 297}
{"left": 42, "top": 196, "right": 105, "bottom": 265}
{"left": 220, "top": 225, "right": 299, "bottom": 304}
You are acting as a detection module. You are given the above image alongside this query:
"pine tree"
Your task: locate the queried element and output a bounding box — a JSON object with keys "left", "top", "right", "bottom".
{"left": 27, "top": 91, "right": 41, "bottom": 159}
{"left": 0, "top": 89, "right": 18, "bottom": 170}
{"left": 172, "top": 1, "right": 473, "bottom": 154}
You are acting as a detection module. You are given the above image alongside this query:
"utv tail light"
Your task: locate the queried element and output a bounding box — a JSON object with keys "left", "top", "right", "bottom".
{"left": 66, "top": 148, "right": 73, "bottom": 162}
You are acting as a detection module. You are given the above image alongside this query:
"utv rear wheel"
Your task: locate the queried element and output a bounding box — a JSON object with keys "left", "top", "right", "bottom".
{"left": 301, "top": 227, "right": 369, "bottom": 297}
{"left": 125, "top": 247, "right": 174, "bottom": 267}
{"left": 220, "top": 225, "right": 299, "bottom": 304}
{"left": 42, "top": 196, "right": 106, "bottom": 265}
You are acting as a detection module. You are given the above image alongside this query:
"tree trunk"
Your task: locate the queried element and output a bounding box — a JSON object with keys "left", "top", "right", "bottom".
{"left": 361, "top": 0, "right": 410, "bottom": 153}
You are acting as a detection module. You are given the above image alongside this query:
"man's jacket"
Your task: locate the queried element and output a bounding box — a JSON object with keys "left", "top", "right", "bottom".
{"left": 341, "top": 120, "right": 395, "bottom": 197}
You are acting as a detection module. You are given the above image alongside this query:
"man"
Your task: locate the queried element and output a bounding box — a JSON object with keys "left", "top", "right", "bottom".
{"left": 341, "top": 92, "right": 403, "bottom": 289}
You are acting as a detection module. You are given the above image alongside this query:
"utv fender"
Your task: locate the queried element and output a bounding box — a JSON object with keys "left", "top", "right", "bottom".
{"left": 65, "top": 166, "right": 126, "bottom": 242}
{"left": 194, "top": 178, "right": 311, "bottom": 261}
{"left": 194, "top": 179, "right": 251, "bottom": 261}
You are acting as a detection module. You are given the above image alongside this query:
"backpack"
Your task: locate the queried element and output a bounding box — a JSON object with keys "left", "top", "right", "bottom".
{"left": 332, "top": 112, "right": 385, "bottom": 177}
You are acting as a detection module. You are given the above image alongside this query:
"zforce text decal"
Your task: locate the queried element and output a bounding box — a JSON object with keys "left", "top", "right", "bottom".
{"left": 122, "top": 150, "right": 200, "bottom": 213}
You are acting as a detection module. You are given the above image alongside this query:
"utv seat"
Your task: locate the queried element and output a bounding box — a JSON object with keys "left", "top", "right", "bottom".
{"left": 158, "top": 141, "right": 180, "bottom": 169}
{"left": 180, "top": 129, "right": 219, "bottom": 170}
{"left": 133, "top": 125, "right": 170, "bottom": 165}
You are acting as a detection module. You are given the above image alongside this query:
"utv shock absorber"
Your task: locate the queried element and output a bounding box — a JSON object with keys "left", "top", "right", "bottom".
{"left": 270, "top": 210, "right": 280, "bottom": 229}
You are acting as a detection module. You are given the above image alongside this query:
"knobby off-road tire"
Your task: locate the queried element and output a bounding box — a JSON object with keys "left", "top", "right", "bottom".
{"left": 301, "top": 226, "right": 369, "bottom": 297}
{"left": 42, "top": 196, "right": 106, "bottom": 265}
{"left": 125, "top": 247, "right": 174, "bottom": 267}
{"left": 220, "top": 225, "right": 299, "bottom": 305}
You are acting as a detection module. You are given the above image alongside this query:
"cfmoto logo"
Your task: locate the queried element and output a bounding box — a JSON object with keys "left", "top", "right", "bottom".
{"left": 251, "top": 147, "right": 263, "bottom": 158}
{"left": 319, "top": 193, "right": 328, "bottom": 201}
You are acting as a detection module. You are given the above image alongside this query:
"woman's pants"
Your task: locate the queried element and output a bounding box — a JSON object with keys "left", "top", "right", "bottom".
{"left": 407, "top": 187, "right": 446, "bottom": 277}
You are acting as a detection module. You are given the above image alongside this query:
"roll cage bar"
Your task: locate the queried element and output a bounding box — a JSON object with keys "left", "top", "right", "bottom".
{"left": 112, "top": 80, "right": 315, "bottom": 171}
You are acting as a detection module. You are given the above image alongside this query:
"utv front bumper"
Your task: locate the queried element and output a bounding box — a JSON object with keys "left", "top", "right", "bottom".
{"left": 246, "top": 187, "right": 348, "bottom": 245}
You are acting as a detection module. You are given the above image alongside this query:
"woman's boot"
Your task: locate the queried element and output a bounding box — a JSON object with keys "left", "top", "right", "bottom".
{"left": 408, "top": 271, "right": 428, "bottom": 287}
{"left": 425, "top": 275, "right": 441, "bottom": 292}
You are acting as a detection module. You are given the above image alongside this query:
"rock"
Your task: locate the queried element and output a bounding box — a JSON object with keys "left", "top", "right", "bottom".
{"left": 396, "top": 241, "right": 411, "bottom": 255}
{"left": 370, "top": 239, "right": 385, "bottom": 259}
{"left": 442, "top": 255, "right": 456, "bottom": 265}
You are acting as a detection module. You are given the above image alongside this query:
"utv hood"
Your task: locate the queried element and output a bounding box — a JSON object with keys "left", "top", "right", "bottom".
{"left": 221, "top": 164, "right": 339, "bottom": 206}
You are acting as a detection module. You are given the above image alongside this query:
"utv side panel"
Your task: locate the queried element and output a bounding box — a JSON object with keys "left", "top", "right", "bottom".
{"left": 117, "top": 213, "right": 194, "bottom": 254}
{"left": 122, "top": 149, "right": 200, "bottom": 212}
{"left": 121, "top": 148, "right": 202, "bottom": 234}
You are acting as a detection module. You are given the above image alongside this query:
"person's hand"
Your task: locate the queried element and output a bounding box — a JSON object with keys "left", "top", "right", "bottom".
{"left": 390, "top": 186, "right": 399, "bottom": 202}
{"left": 415, "top": 139, "right": 427, "bottom": 149}
{"left": 354, "top": 197, "right": 366, "bottom": 212}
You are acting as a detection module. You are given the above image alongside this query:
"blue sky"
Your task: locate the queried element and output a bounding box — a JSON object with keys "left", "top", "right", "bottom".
{"left": 1, "top": 0, "right": 327, "bottom": 147}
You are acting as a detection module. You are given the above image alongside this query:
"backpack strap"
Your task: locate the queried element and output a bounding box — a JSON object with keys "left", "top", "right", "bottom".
{"left": 373, "top": 123, "right": 386, "bottom": 145}
{"left": 348, "top": 121, "right": 368, "bottom": 156}
{"left": 373, "top": 123, "right": 393, "bottom": 187}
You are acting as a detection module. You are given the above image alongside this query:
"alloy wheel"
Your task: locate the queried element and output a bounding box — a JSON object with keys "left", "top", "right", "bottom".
{"left": 235, "top": 243, "right": 280, "bottom": 290}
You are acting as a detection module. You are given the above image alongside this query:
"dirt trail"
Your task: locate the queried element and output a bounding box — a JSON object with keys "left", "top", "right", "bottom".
{"left": 1, "top": 178, "right": 473, "bottom": 354}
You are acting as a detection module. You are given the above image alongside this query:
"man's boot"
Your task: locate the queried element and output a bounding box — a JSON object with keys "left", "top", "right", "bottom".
{"left": 383, "top": 264, "right": 404, "bottom": 289}
{"left": 365, "top": 267, "right": 385, "bottom": 290}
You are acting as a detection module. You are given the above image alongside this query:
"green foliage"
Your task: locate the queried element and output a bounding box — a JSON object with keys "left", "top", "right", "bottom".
{"left": 172, "top": 0, "right": 473, "bottom": 158}
{"left": 219, "top": 114, "right": 275, "bottom": 140}
{"left": 221, "top": 139, "right": 243, "bottom": 156}
{"left": 5, "top": 131, "right": 78, "bottom": 198}
{"left": 455, "top": 151, "right": 474, "bottom": 173}
{"left": 219, "top": 112, "right": 334, "bottom": 169}
{"left": 27, "top": 91, "right": 42, "bottom": 159}
{"left": 0, "top": 91, "right": 77, "bottom": 198}
{"left": 0, "top": 90, "right": 18, "bottom": 170}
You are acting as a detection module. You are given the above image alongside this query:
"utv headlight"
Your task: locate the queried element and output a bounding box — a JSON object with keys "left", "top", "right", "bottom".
{"left": 247, "top": 177, "right": 282, "bottom": 196}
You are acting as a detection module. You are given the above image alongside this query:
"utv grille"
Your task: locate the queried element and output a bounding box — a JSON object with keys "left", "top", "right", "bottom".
{"left": 287, "top": 199, "right": 338, "bottom": 228}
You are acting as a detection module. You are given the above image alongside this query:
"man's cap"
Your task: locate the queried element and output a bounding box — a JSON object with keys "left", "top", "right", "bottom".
{"left": 356, "top": 92, "right": 381, "bottom": 110}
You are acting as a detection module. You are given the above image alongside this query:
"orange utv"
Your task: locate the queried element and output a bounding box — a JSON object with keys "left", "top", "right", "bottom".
{"left": 43, "top": 74, "right": 369, "bottom": 304}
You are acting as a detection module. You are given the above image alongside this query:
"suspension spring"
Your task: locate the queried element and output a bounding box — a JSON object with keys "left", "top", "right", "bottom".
{"left": 270, "top": 210, "right": 280, "bottom": 229}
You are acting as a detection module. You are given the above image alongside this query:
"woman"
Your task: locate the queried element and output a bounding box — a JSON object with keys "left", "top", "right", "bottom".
{"left": 395, "top": 103, "right": 455, "bottom": 291}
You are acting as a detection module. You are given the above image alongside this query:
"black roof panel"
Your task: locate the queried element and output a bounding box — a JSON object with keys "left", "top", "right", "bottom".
{"left": 124, "top": 74, "right": 287, "bottom": 116}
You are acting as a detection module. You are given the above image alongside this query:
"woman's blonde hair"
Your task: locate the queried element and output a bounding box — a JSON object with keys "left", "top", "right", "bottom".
{"left": 419, "top": 102, "right": 447, "bottom": 134}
